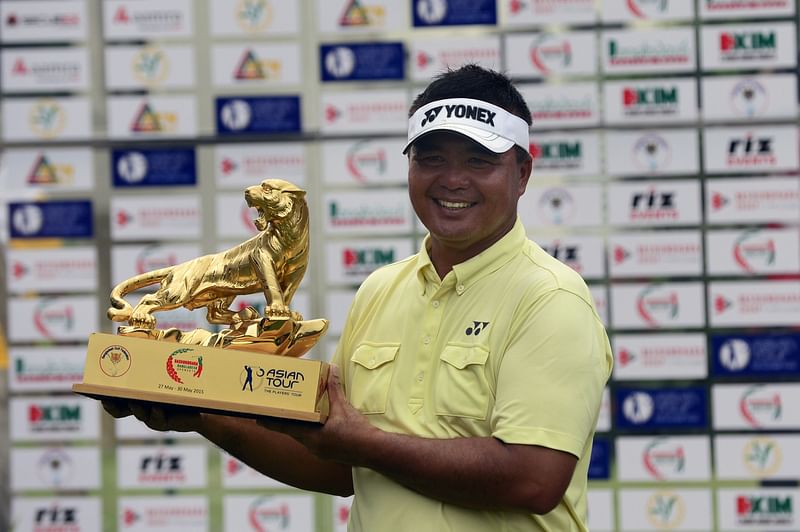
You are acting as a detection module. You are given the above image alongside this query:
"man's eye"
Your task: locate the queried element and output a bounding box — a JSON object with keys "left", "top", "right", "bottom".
{"left": 469, "top": 158, "right": 492, "bottom": 167}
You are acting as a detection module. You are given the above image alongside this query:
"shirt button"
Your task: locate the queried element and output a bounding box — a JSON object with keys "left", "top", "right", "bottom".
{"left": 432, "top": 300, "right": 440, "bottom": 308}
{"left": 416, "top": 372, "right": 424, "bottom": 382}
{"left": 456, "top": 284, "right": 465, "bottom": 294}
{"left": 423, "top": 336, "right": 431, "bottom": 345}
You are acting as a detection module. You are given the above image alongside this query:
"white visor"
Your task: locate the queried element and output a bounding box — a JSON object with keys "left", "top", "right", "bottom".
{"left": 403, "top": 97, "right": 530, "bottom": 154}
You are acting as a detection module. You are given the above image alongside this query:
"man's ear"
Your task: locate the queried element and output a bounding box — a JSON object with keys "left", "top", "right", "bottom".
{"left": 517, "top": 155, "right": 533, "bottom": 196}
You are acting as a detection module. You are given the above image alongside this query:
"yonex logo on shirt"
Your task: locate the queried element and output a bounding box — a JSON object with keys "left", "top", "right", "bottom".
{"left": 465, "top": 321, "right": 490, "bottom": 336}
{"left": 420, "top": 104, "right": 497, "bottom": 127}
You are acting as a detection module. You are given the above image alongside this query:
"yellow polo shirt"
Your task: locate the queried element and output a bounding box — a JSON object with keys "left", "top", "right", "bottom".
{"left": 332, "top": 219, "right": 612, "bottom": 532}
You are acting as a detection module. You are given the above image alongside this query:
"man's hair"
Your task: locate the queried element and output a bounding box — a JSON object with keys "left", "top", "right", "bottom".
{"left": 408, "top": 64, "right": 532, "bottom": 162}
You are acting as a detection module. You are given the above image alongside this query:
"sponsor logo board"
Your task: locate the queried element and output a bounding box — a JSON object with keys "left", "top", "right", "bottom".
{"left": 118, "top": 496, "right": 208, "bottom": 531}
{"left": 111, "top": 243, "right": 201, "bottom": 286}
{"left": 613, "top": 333, "right": 707, "bottom": 380}
{"left": 712, "top": 332, "right": 800, "bottom": 377}
{"left": 532, "top": 235, "right": 605, "bottom": 280}
{"left": 216, "top": 95, "right": 301, "bottom": 135}
{"left": 8, "top": 200, "right": 93, "bottom": 240}
{"left": 11, "top": 496, "right": 101, "bottom": 532}
{"left": 321, "top": 138, "right": 407, "bottom": 186}
{"left": 709, "top": 280, "right": 800, "bottom": 327}
{"left": 611, "top": 282, "right": 705, "bottom": 330}
{"left": 2, "top": 97, "right": 91, "bottom": 141}
{"left": 602, "top": 28, "right": 696, "bottom": 74}
{"left": 318, "top": 0, "right": 406, "bottom": 33}
{"left": 619, "top": 488, "right": 713, "bottom": 530}
{"left": 216, "top": 193, "right": 260, "bottom": 239}
{"left": 111, "top": 196, "right": 200, "bottom": 241}
{"left": 520, "top": 184, "right": 604, "bottom": 228}
{"left": 321, "top": 42, "right": 404, "bottom": 81}
{"left": 605, "top": 129, "right": 699, "bottom": 176}
{"left": 0, "top": 1, "right": 87, "bottom": 43}
{"left": 112, "top": 148, "right": 196, "bottom": 188}
{"left": 11, "top": 447, "right": 100, "bottom": 491}
{"left": 8, "top": 296, "right": 97, "bottom": 342}
{"left": 717, "top": 488, "right": 799, "bottom": 530}
{"left": 713, "top": 383, "right": 800, "bottom": 430}
{"left": 326, "top": 289, "right": 357, "bottom": 337}
{"left": 117, "top": 446, "right": 207, "bottom": 489}
{"left": 607, "top": 180, "right": 701, "bottom": 227}
{"left": 530, "top": 131, "right": 601, "bottom": 177}
{"left": 705, "top": 176, "right": 799, "bottom": 224}
{"left": 701, "top": 0, "right": 795, "bottom": 19}
{"left": 321, "top": 90, "right": 407, "bottom": 134}
{"left": 503, "top": 0, "right": 597, "bottom": 25}
{"left": 333, "top": 496, "right": 353, "bottom": 532}
{"left": 596, "top": 387, "right": 611, "bottom": 432}
{"left": 107, "top": 96, "right": 197, "bottom": 139}
{"left": 324, "top": 190, "right": 413, "bottom": 235}
{"left": 10, "top": 396, "right": 100, "bottom": 442}
{"left": 603, "top": 78, "right": 697, "bottom": 125}
{"left": 6, "top": 246, "right": 97, "bottom": 293}
{"left": 9, "top": 347, "right": 87, "bottom": 393}
{"left": 602, "top": 0, "right": 695, "bottom": 22}
{"left": 224, "top": 494, "right": 314, "bottom": 531}
{"left": 701, "top": 22, "right": 797, "bottom": 70}
{"left": 616, "top": 387, "right": 707, "bottom": 430}
{"left": 105, "top": 44, "right": 194, "bottom": 90}
{"left": 589, "top": 438, "right": 611, "bottom": 480}
{"left": 326, "top": 238, "right": 414, "bottom": 285}
{"left": 215, "top": 143, "right": 307, "bottom": 188}
{"left": 220, "top": 450, "right": 289, "bottom": 488}
{"left": 103, "top": 0, "right": 193, "bottom": 39}
{"left": 715, "top": 434, "right": 800, "bottom": 480}
{"left": 590, "top": 286, "right": 608, "bottom": 327}
{"left": 703, "top": 126, "right": 799, "bottom": 174}
{"left": 412, "top": 0, "right": 496, "bottom": 26}
{"left": 617, "top": 436, "right": 711, "bottom": 481}
{"left": 0, "top": 148, "right": 93, "bottom": 191}
{"left": 411, "top": 36, "right": 500, "bottom": 81}
{"left": 609, "top": 230, "right": 702, "bottom": 278}
{"left": 1, "top": 47, "right": 90, "bottom": 92}
{"left": 212, "top": 43, "right": 302, "bottom": 87}
{"left": 209, "top": 0, "right": 300, "bottom": 36}
{"left": 706, "top": 228, "right": 800, "bottom": 276}
{"left": 505, "top": 31, "right": 597, "bottom": 78}
{"left": 587, "top": 489, "right": 614, "bottom": 532}
{"left": 520, "top": 82, "right": 600, "bottom": 129}
{"left": 702, "top": 74, "right": 797, "bottom": 122}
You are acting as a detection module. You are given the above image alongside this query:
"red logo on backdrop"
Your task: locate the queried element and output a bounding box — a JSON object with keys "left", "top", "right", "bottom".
{"left": 114, "top": 7, "right": 130, "bottom": 23}
{"left": 739, "top": 387, "right": 782, "bottom": 427}
{"left": 626, "top": 0, "right": 649, "bottom": 18}
{"left": 416, "top": 51, "right": 433, "bottom": 68}
{"left": 618, "top": 348, "right": 635, "bottom": 367}
{"left": 248, "top": 498, "right": 290, "bottom": 532}
{"left": 240, "top": 205, "right": 258, "bottom": 233}
{"left": 123, "top": 508, "right": 140, "bottom": 526}
{"left": 116, "top": 210, "right": 133, "bottom": 227}
{"left": 714, "top": 295, "right": 732, "bottom": 314}
{"left": 12, "top": 58, "right": 27, "bottom": 75}
{"left": 325, "top": 105, "right": 341, "bottom": 123}
{"left": 220, "top": 158, "right": 237, "bottom": 175}
{"left": 636, "top": 286, "right": 678, "bottom": 327}
{"left": 530, "top": 37, "right": 572, "bottom": 75}
{"left": 711, "top": 192, "right": 729, "bottom": 211}
{"left": 226, "top": 457, "right": 244, "bottom": 475}
{"left": 34, "top": 300, "right": 74, "bottom": 338}
{"left": 509, "top": 0, "right": 526, "bottom": 14}
{"left": 720, "top": 33, "right": 736, "bottom": 51}
{"left": 12, "top": 261, "right": 28, "bottom": 279}
{"left": 338, "top": 504, "right": 350, "bottom": 524}
{"left": 614, "top": 246, "right": 631, "bottom": 265}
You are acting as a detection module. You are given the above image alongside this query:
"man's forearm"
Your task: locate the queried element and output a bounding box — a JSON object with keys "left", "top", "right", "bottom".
{"left": 198, "top": 413, "right": 354, "bottom": 496}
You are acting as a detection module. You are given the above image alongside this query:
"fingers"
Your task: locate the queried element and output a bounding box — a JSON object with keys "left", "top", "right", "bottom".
{"left": 327, "top": 364, "right": 344, "bottom": 402}
{"left": 101, "top": 399, "right": 132, "bottom": 419}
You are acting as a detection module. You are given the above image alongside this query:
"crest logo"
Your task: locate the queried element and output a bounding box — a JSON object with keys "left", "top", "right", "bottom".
{"left": 633, "top": 133, "right": 671, "bottom": 172}
{"left": 646, "top": 492, "right": 686, "bottom": 529}
{"left": 133, "top": 46, "right": 169, "bottom": 85}
{"left": 538, "top": 187, "right": 575, "bottom": 225}
{"left": 530, "top": 35, "right": 572, "bottom": 74}
{"left": 740, "top": 385, "right": 782, "bottom": 427}
{"left": 100, "top": 345, "right": 132, "bottom": 377}
{"left": 731, "top": 79, "right": 768, "bottom": 118}
{"left": 37, "top": 448, "right": 74, "bottom": 487}
{"left": 29, "top": 99, "right": 66, "bottom": 138}
{"left": 643, "top": 438, "right": 686, "bottom": 480}
{"left": 236, "top": 0, "right": 273, "bottom": 32}
{"left": 743, "top": 437, "right": 782, "bottom": 477}
{"left": 636, "top": 285, "right": 678, "bottom": 326}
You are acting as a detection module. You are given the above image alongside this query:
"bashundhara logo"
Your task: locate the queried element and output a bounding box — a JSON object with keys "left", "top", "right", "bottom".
{"left": 166, "top": 348, "right": 203, "bottom": 384}
{"left": 608, "top": 38, "right": 690, "bottom": 65}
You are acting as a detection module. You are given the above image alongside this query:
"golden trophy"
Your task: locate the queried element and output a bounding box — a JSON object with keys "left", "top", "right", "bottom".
{"left": 73, "top": 179, "right": 331, "bottom": 422}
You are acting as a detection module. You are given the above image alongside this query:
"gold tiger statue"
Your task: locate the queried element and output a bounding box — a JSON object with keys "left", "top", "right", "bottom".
{"left": 108, "top": 179, "right": 309, "bottom": 330}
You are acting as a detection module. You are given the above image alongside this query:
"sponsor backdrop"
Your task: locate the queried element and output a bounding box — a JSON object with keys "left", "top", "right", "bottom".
{"left": 1, "top": 0, "right": 799, "bottom": 530}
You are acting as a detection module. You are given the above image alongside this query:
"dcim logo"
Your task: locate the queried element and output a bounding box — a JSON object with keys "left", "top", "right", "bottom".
{"left": 643, "top": 438, "right": 685, "bottom": 480}
{"left": 530, "top": 141, "right": 582, "bottom": 170}
{"left": 636, "top": 285, "right": 679, "bottom": 326}
{"left": 727, "top": 134, "right": 775, "bottom": 167}
{"left": 139, "top": 452, "right": 185, "bottom": 483}
{"left": 633, "top": 133, "right": 671, "bottom": 172}
{"left": 529, "top": 35, "right": 572, "bottom": 74}
{"left": 646, "top": 492, "right": 686, "bottom": 529}
{"left": 248, "top": 497, "right": 291, "bottom": 530}
{"left": 342, "top": 247, "right": 395, "bottom": 276}
{"left": 736, "top": 494, "right": 794, "bottom": 526}
{"left": 623, "top": 391, "right": 655, "bottom": 424}
{"left": 346, "top": 141, "right": 388, "bottom": 183}
{"left": 29, "top": 100, "right": 66, "bottom": 139}
{"left": 623, "top": 86, "right": 679, "bottom": 116}
{"left": 733, "top": 229, "right": 776, "bottom": 273}
{"left": 236, "top": 0, "right": 274, "bottom": 32}
{"left": 731, "top": 79, "right": 768, "bottom": 118}
{"left": 720, "top": 31, "right": 777, "bottom": 61}
{"left": 743, "top": 437, "right": 782, "bottom": 477}
{"left": 28, "top": 403, "right": 82, "bottom": 432}
{"left": 739, "top": 385, "right": 782, "bottom": 427}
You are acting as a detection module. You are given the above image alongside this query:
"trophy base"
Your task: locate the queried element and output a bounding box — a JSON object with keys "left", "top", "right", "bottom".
{"left": 73, "top": 333, "right": 329, "bottom": 423}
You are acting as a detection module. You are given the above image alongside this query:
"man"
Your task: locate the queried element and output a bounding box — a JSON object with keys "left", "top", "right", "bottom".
{"left": 104, "top": 65, "right": 612, "bottom": 531}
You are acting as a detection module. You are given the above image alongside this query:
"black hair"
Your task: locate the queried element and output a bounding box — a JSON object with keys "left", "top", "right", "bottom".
{"left": 409, "top": 64, "right": 532, "bottom": 162}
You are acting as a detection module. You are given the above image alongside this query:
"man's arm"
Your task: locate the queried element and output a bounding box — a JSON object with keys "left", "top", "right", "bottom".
{"left": 101, "top": 400, "right": 354, "bottom": 497}
{"left": 260, "top": 366, "right": 577, "bottom": 514}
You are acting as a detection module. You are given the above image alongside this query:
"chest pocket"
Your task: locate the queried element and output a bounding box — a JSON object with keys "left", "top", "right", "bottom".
{"left": 349, "top": 343, "right": 399, "bottom": 414}
{"left": 435, "top": 344, "right": 492, "bottom": 420}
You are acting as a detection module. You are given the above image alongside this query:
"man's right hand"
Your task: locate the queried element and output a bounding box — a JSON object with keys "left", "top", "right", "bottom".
{"left": 101, "top": 399, "right": 203, "bottom": 433}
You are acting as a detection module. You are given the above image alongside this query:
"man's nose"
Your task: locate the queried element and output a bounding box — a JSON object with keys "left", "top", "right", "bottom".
{"left": 437, "top": 163, "right": 469, "bottom": 189}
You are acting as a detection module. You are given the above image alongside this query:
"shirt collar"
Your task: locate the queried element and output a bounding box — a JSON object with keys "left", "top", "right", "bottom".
{"left": 414, "top": 217, "right": 526, "bottom": 296}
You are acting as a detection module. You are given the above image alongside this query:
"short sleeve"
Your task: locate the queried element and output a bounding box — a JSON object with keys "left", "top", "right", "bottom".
{"left": 490, "top": 289, "right": 612, "bottom": 458}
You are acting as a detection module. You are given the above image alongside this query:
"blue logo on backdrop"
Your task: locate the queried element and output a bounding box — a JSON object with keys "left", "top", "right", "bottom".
{"left": 712, "top": 333, "right": 800, "bottom": 377}
{"left": 615, "top": 387, "right": 707, "bottom": 430}
{"left": 9, "top": 200, "right": 93, "bottom": 239}
{"left": 320, "top": 42, "right": 405, "bottom": 82}
{"left": 112, "top": 148, "right": 197, "bottom": 187}
{"left": 412, "top": 0, "right": 497, "bottom": 27}
{"left": 588, "top": 438, "right": 610, "bottom": 480}
{"left": 216, "top": 96, "right": 301, "bottom": 135}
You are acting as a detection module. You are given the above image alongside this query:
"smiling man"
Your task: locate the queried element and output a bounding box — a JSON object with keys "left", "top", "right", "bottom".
{"left": 103, "top": 65, "right": 612, "bottom": 532}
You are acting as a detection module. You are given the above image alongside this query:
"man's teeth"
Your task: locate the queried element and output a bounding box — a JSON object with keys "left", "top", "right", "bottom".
{"left": 437, "top": 200, "right": 471, "bottom": 209}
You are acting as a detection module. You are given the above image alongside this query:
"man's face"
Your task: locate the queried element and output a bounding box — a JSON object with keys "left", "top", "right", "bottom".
{"left": 408, "top": 131, "right": 531, "bottom": 260}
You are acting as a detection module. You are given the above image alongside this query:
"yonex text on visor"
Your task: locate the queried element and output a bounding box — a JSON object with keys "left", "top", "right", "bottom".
{"left": 403, "top": 98, "right": 530, "bottom": 154}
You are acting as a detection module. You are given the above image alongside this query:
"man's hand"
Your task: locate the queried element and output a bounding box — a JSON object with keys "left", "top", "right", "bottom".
{"left": 257, "top": 364, "right": 376, "bottom": 464}
{"left": 101, "top": 398, "right": 203, "bottom": 433}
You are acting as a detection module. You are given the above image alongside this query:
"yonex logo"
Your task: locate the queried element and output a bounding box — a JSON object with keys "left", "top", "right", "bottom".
{"left": 465, "top": 321, "right": 490, "bottom": 336}
{"left": 421, "top": 106, "right": 443, "bottom": 126}
{"left": 420, "top": 104, "right": 497, "bottom": 127}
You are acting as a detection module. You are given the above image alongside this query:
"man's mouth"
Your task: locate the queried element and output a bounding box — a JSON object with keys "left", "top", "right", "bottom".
{"left": 436, "top": 199, "right": 473, "bottom": 210}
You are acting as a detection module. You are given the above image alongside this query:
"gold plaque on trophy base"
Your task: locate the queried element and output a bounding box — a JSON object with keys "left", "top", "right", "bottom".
{"left": 73, "top": 333, "right": 330, "bottom": 423}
